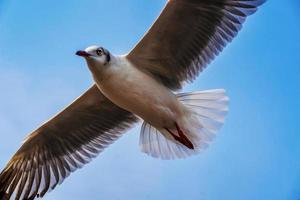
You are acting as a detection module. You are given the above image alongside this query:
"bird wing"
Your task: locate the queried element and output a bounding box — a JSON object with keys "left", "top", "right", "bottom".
{"left": 126, "top": 0, "right": 265, "bottom": 90}
{"left": 0, "top": 85, "right": 139, "bottom": 200}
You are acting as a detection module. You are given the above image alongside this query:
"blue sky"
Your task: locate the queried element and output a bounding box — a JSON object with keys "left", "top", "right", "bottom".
{"left": 0, "top": 0, "right": 299, "bottom": 200}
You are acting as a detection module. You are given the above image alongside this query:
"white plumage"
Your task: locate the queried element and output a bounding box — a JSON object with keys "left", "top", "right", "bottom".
{"left": 140, "top": 89, "right": 229, "bottom": 159}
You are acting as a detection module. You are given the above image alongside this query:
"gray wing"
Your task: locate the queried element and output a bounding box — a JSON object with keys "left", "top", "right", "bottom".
{"left": 0, "top": 85, "right": 139, "bottom": 200}
{"left": 126, "top": 0, "right": 265, "bottom": 90}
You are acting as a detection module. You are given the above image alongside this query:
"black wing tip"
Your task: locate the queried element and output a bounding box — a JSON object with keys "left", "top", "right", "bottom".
{"left": 240, "top": 0, "right": 267, "bottom": 15}
{"left": 256, "top": 0, "right": 267, "bottom": 6}
{"left": 239, "top": 0, "right": 267, "bottom": 6}
{"left": 250, "top": 0, "right": 267, "bottom": 10}
{"left": 0, "top": 190, "right": 9, "bottom": 200}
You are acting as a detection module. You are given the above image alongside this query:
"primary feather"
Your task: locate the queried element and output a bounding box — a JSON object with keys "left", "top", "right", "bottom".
{"left": 127, "top": 0, "right": 265, "bottom": 89}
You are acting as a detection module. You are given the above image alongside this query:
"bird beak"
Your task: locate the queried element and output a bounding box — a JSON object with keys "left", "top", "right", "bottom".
{"left": 76, "top": 50, "right": 91, "bottom": 57}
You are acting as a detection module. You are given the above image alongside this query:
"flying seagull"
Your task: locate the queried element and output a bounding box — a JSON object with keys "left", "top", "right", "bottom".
{"left": 0, "top": 0, "right": 265, "bottom": 199}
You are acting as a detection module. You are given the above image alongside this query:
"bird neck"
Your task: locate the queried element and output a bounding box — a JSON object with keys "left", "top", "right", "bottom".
{"left": 86, "top": 55, "right": 118, "bottom": 83}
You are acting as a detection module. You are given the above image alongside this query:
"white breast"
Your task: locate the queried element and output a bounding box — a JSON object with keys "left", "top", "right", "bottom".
{"left": 92, "top": 56, "right": 184, "bottom": 128}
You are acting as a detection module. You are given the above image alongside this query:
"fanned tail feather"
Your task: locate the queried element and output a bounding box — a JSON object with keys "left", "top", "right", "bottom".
{"left": 140, "top": 89, "right": 229, "bottom": 159}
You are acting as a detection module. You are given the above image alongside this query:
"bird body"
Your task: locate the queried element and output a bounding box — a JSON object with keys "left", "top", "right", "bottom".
{"left": 89, "top": 55, "right": 183, "bottom": 129}
{"left": 80, "top": 48, "right": 228, "bottom": 157}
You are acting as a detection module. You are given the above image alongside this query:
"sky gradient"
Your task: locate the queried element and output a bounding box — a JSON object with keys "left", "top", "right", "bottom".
{"left": 0, "top": 0, "right": 299, "bottom": 200}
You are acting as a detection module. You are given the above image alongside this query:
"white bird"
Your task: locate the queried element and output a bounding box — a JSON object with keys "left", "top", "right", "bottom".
{"left": 0, "top": 0, "right": 265, "bottom": 199}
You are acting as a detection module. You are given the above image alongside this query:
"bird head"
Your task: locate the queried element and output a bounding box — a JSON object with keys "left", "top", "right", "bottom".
{"left": 76, "top": 45, "right": 111, "bottom": 66}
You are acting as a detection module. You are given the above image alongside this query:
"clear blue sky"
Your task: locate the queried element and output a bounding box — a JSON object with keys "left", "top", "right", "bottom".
{"left": 0, "top": 1, "right": 299, "bottom": 200}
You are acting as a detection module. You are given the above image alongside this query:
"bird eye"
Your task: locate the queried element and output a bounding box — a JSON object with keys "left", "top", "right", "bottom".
{"left": 96, "top": 48, "right": 103, "bottom": 56}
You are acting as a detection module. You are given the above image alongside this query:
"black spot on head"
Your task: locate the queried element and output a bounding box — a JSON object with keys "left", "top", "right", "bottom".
{"left": 106, "top": 52, "right": 111, "bottom": 64}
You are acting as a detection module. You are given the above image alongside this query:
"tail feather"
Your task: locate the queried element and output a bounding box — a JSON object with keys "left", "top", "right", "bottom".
{"left": 139, "top": 89, "right": 229, "bottom": 159}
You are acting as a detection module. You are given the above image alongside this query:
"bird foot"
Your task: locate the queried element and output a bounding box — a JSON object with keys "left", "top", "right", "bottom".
{"left": 165, "top": 123, "right": 194, "bottom": 149}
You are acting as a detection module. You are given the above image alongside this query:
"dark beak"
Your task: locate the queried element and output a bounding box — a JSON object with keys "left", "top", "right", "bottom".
{"left": 76, "top": 50, "right": 91, "bottom": 57}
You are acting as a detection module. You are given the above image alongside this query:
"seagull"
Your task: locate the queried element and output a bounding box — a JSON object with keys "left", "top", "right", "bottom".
{"left": 0, "top": 0, "right": 265, "bottom": 199}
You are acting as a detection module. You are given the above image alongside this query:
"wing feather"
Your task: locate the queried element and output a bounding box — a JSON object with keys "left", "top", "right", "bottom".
{"left": 0, "top": 85, "right": 138, "bottom": 200}
{"left": 127, "top": 0, "right": 265, "bottom": 89}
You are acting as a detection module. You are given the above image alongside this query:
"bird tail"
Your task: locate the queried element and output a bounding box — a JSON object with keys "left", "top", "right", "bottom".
{"left": 139, "top": 89, "right": 229, "bottom": 159}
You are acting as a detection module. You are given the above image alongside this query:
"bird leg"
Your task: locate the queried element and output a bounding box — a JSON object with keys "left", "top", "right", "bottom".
{"left": 165, "top": 123, "right": 194, "bottom": 149}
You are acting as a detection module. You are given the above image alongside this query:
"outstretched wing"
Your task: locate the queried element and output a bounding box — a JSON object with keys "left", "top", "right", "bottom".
{"left": 127, "top": 0, "right": 265, "bottom": 90}
{"left": 0, "top": 85, "right": 139, "bottom": 200}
